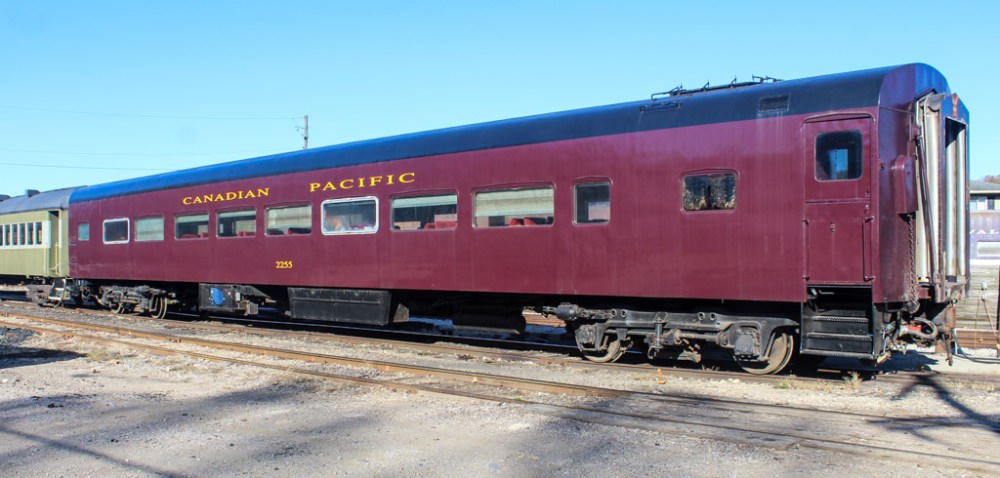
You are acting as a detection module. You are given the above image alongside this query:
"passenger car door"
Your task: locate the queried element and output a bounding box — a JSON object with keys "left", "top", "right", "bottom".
{"left": 803, "top": 116, "right": 874, "bottom": 284}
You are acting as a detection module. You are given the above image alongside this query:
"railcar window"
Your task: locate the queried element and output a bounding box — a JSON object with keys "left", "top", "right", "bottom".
{"left": 35, "top": 222, "right": 43, "bottom": 245}
{"left": 474, "top": 186, "right": 554, "bottom": 227}
{"left": 78, "top": 223, "right": 90, "bottom": 241}
{"left": 322, "top": 197, "right": 378, "bottom": 234}
{"left": 0, "top": 224, "right": 6, "bottom": 247}
{"left": 18, "top": 223, "right": 26, "bottom": 245}
{"left": 265, "top": 204, "right": 312, "bottom": 236}
{"left": 683, "top": 173, "right": 737, "bottom": 211}
{"left": 135, "top": 216, "right": 165, "bottom": 242}
{"left": 218, "top": 209, "right": 257, "bottom": 237}
{"left": 27, "top": 222, "right": 34, "bottom": 246}
{"left": 574, "top": 182, "right": 611, "bottom": 224}
{"left": 392, "top": 193, "right": 458, "bottom": 230}
{"left": 815, "top": 130, "right": 863, "bottom": 181}
{"left": 102, "top": 218, "right": 130, "bottom": 244}
{"left": 175, "top": 213, "right": 209, "bottom": 239}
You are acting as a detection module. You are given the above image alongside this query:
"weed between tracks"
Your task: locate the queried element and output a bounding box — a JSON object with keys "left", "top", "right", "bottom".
{"left": 772, "top": 373, "right": 862, "bottom": 392}
{"left": 84, "top": 348, "right": 131, "bottom": 363}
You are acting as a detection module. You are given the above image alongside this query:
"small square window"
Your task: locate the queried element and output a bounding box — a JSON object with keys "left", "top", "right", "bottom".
{"left": 575, "top": 182, "right": 610, "bottom": 224}
{"left": 816, "top": 131, "right": 863, "bottom": 181}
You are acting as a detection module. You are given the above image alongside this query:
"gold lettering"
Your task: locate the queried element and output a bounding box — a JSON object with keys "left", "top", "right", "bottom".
{"left": 246, "top": 190, "right": 256, "bottom": 199}
{"left": 183, "top": 197, "right": 193, "bottom": 205}
{"left": 214, "top": 194, "right": 225, "bottom": 201}
{"left": 369, "top": 176, "right": 383, "bottom": 187}
{"left": 386, "top": 174, "right": 395, "bottom": 185}
{"left": 323, "top": 181, "right": 336, "bottom": 191}
{"left": 258, "top": 188, "right": 270, "bottom": 197}
{"left": 226, "top": 192, "right": 238, "bottom": 201}
{"left": 339, "top": 179, "right": 355, "bottom": 189}
{"left": 357, "top": 177, "right": 366, "bottom": 188}
{"left": 192, "top": 196, "right": 203, "bottom": 204}
{"left": 309, "top": 182, "right": 321, "bottom": 192}
{"left": 399, "top": 172, "right": 415, "bottom": 183}
{"left": 203, "top": 195, "right": 214, "bottom": 203}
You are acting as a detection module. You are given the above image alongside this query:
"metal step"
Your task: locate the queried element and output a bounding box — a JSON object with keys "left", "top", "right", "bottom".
{"left": 802, "top": 315, "right": 875, "bottom": 356}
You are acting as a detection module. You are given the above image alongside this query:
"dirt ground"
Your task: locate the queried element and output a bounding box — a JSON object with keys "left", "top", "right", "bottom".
{"left": 2, "top": 303, "right": 1000, "bottom": 477}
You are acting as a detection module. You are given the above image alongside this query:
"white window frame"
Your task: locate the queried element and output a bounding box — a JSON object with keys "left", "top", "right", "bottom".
{"left": 321, "top": 196, "right": 379, "bottom": 235}
{"left": 102, "top": 218, "right": 131, "bottom": 245}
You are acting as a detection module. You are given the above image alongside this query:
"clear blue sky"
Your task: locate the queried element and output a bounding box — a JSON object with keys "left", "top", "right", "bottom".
{"left": 2, "top": 1, "right": 997, "bottom": 196}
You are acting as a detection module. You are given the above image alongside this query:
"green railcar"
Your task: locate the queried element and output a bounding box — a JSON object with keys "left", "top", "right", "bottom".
{"left": 0, "top": 187, "right": 79, "bottom": 283}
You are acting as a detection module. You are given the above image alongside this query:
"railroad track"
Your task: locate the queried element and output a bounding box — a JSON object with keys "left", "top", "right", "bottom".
{"left": 2, "top": 310, "right": 1000, "bottom": 474}
{"left": 3, "top": 297, "right": 998, "bottom": 390}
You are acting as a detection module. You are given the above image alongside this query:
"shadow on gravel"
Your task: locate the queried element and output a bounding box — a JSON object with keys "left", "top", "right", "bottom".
{"left": 0, "top": 327, "right": 83, "bottom": 370}
{"left": 0, "top": 348, "right": 83, "bottom": 370}
{"left": 887, "top": 374, "right": 1000, "bottom": 439}
{"left": 0, "top": 382, "right": 376, "bottom": 477}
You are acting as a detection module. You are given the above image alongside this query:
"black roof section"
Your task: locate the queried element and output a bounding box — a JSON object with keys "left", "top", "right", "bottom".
{"left": 71, "top": 64, "right": 949, "bottom": 204}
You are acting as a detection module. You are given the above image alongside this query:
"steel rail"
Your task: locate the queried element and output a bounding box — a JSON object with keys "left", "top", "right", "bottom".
{"left": 4, "top": 310, "right": 999, "bottom": 427}
{"left": 2, "top": 313, "right": 998, "bottom": 474}
{"left": 0, "top": 313, "right": 620, "bottom": 398}
{"left": 6, "top": 299, "right": 998, "bottom": 389}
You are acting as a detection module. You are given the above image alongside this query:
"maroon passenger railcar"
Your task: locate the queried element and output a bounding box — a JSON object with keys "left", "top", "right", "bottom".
{"left": 62, "top": 64, "right": 969, "bottom": 373}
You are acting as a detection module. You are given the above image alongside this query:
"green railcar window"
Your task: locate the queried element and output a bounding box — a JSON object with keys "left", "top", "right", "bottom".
{"left": 78, "top": 223, "right": 90, "bottom": 241}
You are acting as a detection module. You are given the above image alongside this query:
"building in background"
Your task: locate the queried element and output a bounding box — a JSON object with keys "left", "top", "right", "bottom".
{"left": 971, "top": 180, "right": 1000, "bottom": 262}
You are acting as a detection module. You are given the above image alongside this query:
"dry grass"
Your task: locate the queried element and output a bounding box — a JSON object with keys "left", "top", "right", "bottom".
{"left": 85, "top": 348, "right": 128, "bottom": 363}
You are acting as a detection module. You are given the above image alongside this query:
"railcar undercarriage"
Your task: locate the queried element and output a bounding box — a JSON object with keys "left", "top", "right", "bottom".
{"left": 28, "top": 280, "right": 958, "bottom": 375}
{"left": 541, "top": 287, "right": 958, "bottom": 374}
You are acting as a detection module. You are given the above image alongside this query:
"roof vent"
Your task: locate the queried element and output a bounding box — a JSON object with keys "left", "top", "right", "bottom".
{"left": 758, "top": 95, "right": 790, "bottom": 114}
{"left": 0, "top": 194, "right": 10, "bottom": 201}
{"left": 25, "top": 189, "right": 40, "bottom": 197}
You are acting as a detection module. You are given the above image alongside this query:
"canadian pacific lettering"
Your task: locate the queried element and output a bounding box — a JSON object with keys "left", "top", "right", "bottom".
{"left": 182, "top": 188, "right": 270, "bottom": 205}
{"left": 309, "top": 172, "right": 415, "bottom": 193}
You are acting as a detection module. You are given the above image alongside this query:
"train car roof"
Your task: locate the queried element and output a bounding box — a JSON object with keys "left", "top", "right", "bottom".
{"left": 0, "top": 187, "right": 82, "bottom": 215}
{"left": 71, "top": 63, "right": 951, "bottom": 204}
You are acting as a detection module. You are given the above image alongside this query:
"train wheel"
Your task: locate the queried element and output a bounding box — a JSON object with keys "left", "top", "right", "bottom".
{"left": 113, "top": 301, "right": 129, "bottom": 315}
{"left": 150, "top": 296, "right": 168, "bottom": 320}
{"left": 582, "top": 338, "right": 630, "bottom": 363}
{"left": 736, "top": 331, "right": 794, "bottom": 375}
